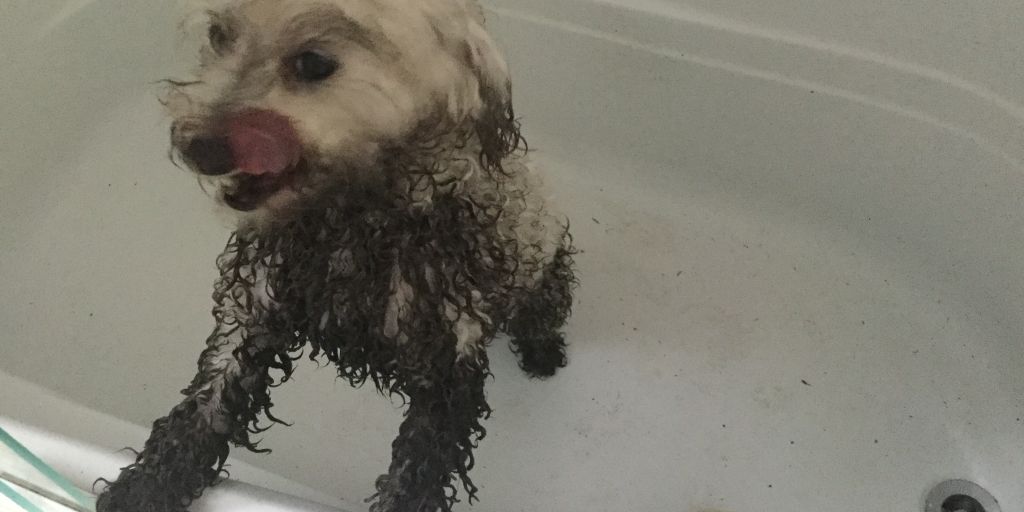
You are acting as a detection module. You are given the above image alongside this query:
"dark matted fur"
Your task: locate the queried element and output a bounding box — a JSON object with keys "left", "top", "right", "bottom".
{"left": 95, "top": 108, "right": 576, "bottom": 512}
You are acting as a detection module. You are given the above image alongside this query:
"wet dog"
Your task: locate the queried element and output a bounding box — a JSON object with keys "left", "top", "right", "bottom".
{"left": 95, "top": 0, "right": 576, "bottom": 511}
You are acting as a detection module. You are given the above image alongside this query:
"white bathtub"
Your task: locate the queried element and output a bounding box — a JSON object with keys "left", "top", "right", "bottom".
{"left": 2, "top": 0, "right": 1023, "bottom": 511}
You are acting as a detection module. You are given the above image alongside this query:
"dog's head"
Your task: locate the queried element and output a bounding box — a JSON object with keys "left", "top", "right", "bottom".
{"left": 166, "top": 0, "right": 517, "bottom": 218}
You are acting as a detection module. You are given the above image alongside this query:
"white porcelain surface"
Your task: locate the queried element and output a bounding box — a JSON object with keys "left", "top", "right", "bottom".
{"left": 2, "top": 0, "right": 1022, "bottom": 511}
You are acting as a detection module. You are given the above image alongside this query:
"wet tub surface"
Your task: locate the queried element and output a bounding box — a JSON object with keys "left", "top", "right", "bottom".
{"left": 1, "top": 0, "right": 1023, "bottom": 511}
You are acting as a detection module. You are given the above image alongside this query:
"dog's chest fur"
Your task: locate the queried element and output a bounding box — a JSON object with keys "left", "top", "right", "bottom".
{"left": 215, "top": 151, "right": 563, "bottom": 389}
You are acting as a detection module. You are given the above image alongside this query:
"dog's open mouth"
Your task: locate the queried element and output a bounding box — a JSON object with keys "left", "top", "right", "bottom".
{"left": 187, "top": 109, "right": 307, "bottom": 212}
{"left": 222, "top": 158, "right": 310, "bottom": 211}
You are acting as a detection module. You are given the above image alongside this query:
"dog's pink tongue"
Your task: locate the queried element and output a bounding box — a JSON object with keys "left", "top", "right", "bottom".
{"left": 227, "top": 110, "right": 301, "bottom": 176}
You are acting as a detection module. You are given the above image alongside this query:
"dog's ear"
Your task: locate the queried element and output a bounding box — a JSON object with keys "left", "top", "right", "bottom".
{"left": 462, "top": 17, "right": 523, "bottom": 172}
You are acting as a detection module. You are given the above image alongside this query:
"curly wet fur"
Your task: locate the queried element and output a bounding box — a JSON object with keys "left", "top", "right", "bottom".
{"left": 95, "top": 117, "right": 577, "bottom": 511}
{"left": 508, "top": 246, "right": 576, "bottom": 378}
{"left": 95, "top": 0, "right": 576, "bottom": 509}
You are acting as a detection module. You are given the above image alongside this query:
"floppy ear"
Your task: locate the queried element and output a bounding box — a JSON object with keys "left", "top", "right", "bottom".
{"left": 462, "top": 16, "right": 524, "bottom": 173}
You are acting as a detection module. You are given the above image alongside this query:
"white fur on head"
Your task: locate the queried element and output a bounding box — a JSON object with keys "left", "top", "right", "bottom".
{"left": 166, "top": 0, "right": 513, "bottom": 214}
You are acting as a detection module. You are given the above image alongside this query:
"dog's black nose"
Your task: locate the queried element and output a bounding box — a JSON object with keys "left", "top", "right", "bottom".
{"left": 183, "top": 136, "right": 235, "bottom": 176}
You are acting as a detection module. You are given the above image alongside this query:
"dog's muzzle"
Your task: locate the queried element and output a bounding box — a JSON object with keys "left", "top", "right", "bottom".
{"left": 177, "top": 110, "right": 302, "bottom": 177}
{"left": 175, "top": 110, "right": 307, "bottom": 211}
{"left": 183, "top": 136, "right": 235, "bottom": 176}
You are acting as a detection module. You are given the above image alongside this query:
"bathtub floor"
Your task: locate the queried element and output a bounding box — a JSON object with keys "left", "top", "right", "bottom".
{"left": 3, "top": 4, "right": 1024, "bottom": 508}
{"left": 462, "top": 151, "right": 1024, "bottom": 512}
{"left": 1, "top": 91, "right": 1022, "bottom": 512}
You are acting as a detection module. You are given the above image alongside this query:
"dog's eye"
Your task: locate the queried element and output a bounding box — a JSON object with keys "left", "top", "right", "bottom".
{"left": 291, "top": 51, "right": 339, "bottom": 82}
{"left": 208, "top": 23, "right": 233, "bottom": 53}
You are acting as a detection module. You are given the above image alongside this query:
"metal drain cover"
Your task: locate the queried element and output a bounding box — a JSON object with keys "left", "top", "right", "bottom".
{"left": 925, "top": 479, "right": 1001, "bottom": 512}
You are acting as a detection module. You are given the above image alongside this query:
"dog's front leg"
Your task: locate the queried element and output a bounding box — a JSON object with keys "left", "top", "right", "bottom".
{"left": 370, "top": 353, "right": 491, "bottom": 512}
{"left": 97, "top": 245, "right": 294, "bottom": 512}
{"left": 95, "top": 322, "right": 292, "bottom": 512}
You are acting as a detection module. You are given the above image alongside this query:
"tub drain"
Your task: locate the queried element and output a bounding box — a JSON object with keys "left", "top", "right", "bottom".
{"left": 925, "top": 479, "right": 1000, "bottom": 512}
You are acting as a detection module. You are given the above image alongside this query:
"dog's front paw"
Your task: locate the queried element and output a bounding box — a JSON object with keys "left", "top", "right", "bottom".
{"left": 95, "top": 467, "right": 195, "bottom": 512}
{"left": 95, "top": 478, "right": 165, "bottom": 512}
{"left": 512, "top": 333, "right": 568, "bottom": 379}
{"left": 368, "top": 472, "right": 456, "bottom": 512}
